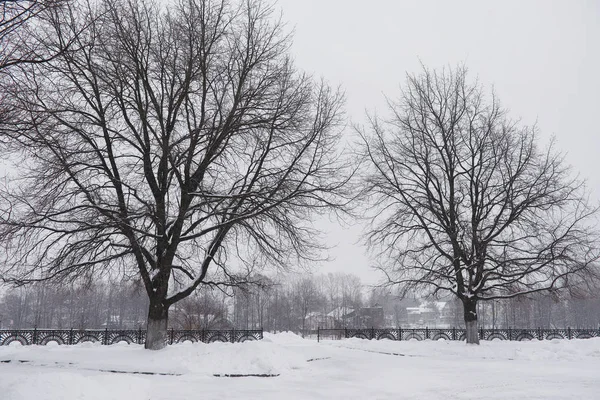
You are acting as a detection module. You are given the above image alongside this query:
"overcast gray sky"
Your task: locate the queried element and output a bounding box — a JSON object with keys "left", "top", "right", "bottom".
{"left": 274, "top": 0, "right": 600, "bottom": 284}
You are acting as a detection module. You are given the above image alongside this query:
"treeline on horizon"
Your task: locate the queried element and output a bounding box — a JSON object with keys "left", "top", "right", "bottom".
{"left": 1, "top": 273, "right": 598, "bottom": 331}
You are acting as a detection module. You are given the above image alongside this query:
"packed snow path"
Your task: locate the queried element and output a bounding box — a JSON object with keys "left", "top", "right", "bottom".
{"left": 1, "top": 333, "right": 598, "bottom": 399}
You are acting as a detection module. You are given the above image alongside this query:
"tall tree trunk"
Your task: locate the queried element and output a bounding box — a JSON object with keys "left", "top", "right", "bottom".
{"left": 463, "top": 298, "right": 479, "bottom": 344}
{"left": 145, "top": 300, "right": 169, "bottom": 350}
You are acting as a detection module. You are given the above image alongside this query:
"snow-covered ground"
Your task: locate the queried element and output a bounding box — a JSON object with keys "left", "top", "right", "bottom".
{"left": 1, "top": 333, "right": 599, "bottom": 399}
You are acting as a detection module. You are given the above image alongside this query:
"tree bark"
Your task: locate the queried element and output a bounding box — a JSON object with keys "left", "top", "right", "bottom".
{"left": 463, "top": 299, "right": 480, "bottom": 344}
{"left": 145, "top": 300, "right": 169, "bottom": 350}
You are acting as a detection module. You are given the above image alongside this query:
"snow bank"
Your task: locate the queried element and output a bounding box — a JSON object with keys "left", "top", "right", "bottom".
{"left": 4, "top": 334, "right": 596, "bottom": 378}
{"left": 187, "top": 340, "right": 307, "bottom": 375}
{"left": 0, "top": 334, "right": 309, "bottom": 376}
{"left": 262, "top": 331, "right": 306, "bottom": 345}
{"left": 326, "top": 336, "right": 600, "bottom": 362}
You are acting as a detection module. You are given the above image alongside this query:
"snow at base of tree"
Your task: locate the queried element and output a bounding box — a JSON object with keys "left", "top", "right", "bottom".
{"left": 0, "top": 333, "right": 598, "bottom": 399}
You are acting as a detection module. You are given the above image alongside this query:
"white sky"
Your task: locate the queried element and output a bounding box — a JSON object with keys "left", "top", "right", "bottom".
{"left": 274, "top": 0, "right": 600, "bottom": 284}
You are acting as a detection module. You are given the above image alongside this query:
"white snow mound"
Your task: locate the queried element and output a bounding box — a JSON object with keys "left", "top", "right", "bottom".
{"left": 262, "top": 331, "right": 305, "bottom": 345}
{"left": 0, "top": 334, "right": 309, "bottom": 376}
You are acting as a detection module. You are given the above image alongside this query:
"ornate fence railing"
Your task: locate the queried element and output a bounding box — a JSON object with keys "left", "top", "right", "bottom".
{"left": 0, "top": 328, "right": 263, "bottom": 346}
{"left": 315, "top": 327, "right": 600, "bottom": 342}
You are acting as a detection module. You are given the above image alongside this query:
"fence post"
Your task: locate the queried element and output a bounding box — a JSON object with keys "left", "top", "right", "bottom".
{"left": 317, "top": 326, "right": 320, "bottom": 343}
{"left": 137, "top": 327, "right": 142, "bottom": 344}
{"left": 508, "top": 327, "right": 512, "bottom": 341}
{"left": 452, "top": 327, "right": 456, "bottom": 341}
{"left": 104, "top": 328, "right": 108, "bottom": 345}
{"left": 69, "top": 328, "right": 74, "bottom": 345}
{"left": 33, "top": 327, "right": 37, "bottom": 345}
{"left": 371, "top": 327, "right": 375, "bottom": 340}
{"left": 398, "top": 327, "right": 402, "bottom": 341}
{"left": 425, "top": 327, "right": 429, "bottom": 340}
{"left": 344, "top": 327, "right": 348, "bottom": 339}
{"left": 567, "top": 327, "right": 571, "bottom": 340}
{"left": 169, "top": 328, "right": 174, "bottom": 345}
{"left": 479, "top": 327, "right": 483, "bottom": 341}
{"left": 231, "top": 328, "right": 234, "bottom": 343}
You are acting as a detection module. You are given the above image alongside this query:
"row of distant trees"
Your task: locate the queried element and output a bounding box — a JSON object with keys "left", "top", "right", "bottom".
{"left": 0, "top": 272, "right": 363, "bottom": 330}
{"left": 370, "top": 289, "right": 600, "bottom": 330}
{"left": 0, "top": 280, "right": 148, "bottom": 329}
{"left": 1, "top": 0, "right": 599, "bottom": 348}
{"left": 2, "top": 273, "right": 598, "bottom": 331}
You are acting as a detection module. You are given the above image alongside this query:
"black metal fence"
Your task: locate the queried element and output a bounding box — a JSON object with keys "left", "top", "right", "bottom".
{"left": 315, "top": 327, "right": 600, "bottom": 342}
{"left": 0, "top": 328, "right": 263, "bottom": 346}
{"left": 3, "top": 327, "right": 597, "bottom": 346}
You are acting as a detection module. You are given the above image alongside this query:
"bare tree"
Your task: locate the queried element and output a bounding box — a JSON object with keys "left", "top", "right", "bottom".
{"left": 1, "top": 1, "right": 67, "bottom": 133}
{"left": 0, "top": 0, "right": 350, "bottom": 349}
{"left": 359, "top": 66, "right": 599, "bottom": 344}
{"left": 170, "top": 289, "right": 229, "bottom": 330}
{"left": 292, "top": 276, "right": 320, "bottom": 335}
{"left": 1, "top": 0, "right": 60, "bottom": 69}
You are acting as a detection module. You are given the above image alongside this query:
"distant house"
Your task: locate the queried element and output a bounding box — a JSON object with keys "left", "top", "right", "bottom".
{"left": 327, "top": 307, "right": 355, "bottom": 320}
{"left": 169, "top": 308, "right": 233, "bottom": 330}
{"left": 304, "top": 311, "right": 335, "bottom": 330}
{"left": 342, "top": 305, "right": 385, "bottom": 328}
{"left": 406, "top": 301, "right": 450, "bottom": 327}
{"left": 304, "top": 305, "right": 386, "bottom": 329}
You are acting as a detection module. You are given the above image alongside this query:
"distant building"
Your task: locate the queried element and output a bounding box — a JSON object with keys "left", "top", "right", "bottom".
{"left": 342, "top": 305, "right": 385, "bottom": 328}
{"left": 304, "top": 312, "right": 336, "bottom": 330}
{"left": 406, "top": 301, "right": 451, "bottom": 327}
{"left": 327, "top": 307, "right": 355, "bottom": 320}
{"left": 305, "top": 305, "right": 386, "bottom": 329}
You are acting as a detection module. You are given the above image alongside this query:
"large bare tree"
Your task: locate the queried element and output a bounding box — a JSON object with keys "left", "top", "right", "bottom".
{"left": 0, "top": 0, "right": 350, "bottom": 349}
{"left": 359, "top": 66, "right": 598, "bottom": 344}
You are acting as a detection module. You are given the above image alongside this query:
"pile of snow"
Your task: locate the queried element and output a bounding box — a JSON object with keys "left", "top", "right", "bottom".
{"left": 0, "top": 334, "right": 309, "bottom": 376}
{"left": 325, "top": 336, "right": 600, "bottom": 362}
{"left": 262, "top": 331, "right": 306, "bottom": 345}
